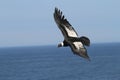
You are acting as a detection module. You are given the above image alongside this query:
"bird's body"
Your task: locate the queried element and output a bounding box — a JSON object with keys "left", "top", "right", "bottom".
{"left": 54, "top": 8, "right": 90, "bottom": 60}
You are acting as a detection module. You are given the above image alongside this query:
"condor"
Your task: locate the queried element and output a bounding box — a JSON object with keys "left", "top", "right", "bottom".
{"left": 54, "top": 8, "right": 90, "bottom": 60}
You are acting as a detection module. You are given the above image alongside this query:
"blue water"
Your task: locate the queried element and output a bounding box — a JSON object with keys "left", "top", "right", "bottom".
{"left": 0, "top": 43, "right": 120, "bottom": 80}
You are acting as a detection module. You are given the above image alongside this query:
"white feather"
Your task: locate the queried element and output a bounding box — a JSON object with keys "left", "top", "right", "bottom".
{"left": 65, "top": 27, "right": 77, "bottom": 37}
{"left": 73, "top": 42, "right": 83, "bottom": 50}
{"left": 60, "top": 42, "right": 64, "bottom": 47}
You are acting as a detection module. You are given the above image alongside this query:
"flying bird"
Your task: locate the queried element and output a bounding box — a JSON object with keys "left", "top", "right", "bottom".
{"left": 53, "top": 8, "right": 90, "bottom": 60}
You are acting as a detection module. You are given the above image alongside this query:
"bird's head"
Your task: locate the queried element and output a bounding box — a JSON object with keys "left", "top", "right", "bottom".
{"left": 58, "top": 42, "right": 64, "bottom": 47}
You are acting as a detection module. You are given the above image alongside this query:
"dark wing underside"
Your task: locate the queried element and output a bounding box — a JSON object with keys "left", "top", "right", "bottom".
{"left": 54, "top": 8, "right": 78, "bottom": 38}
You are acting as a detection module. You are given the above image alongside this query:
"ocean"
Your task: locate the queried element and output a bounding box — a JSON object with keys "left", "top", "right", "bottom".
{"left": 0, "top": 43, "right": 120, "bottom": 80}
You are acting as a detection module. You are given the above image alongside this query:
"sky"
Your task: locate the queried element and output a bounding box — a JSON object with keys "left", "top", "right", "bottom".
{"left": 0, "top": 0, "right": 120, "bottom": 47}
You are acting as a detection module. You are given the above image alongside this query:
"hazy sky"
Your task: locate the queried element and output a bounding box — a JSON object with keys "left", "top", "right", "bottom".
{"left": 0, "top": 0, "right": 120, "bottom": 47}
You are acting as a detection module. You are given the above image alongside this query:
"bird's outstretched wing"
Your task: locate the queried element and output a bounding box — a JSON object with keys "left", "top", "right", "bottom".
{"left": 54, "top": 8, "right": 78, "bottom": 39}
{"left": 69, "top": 41, "right": 90, "bottom": 60}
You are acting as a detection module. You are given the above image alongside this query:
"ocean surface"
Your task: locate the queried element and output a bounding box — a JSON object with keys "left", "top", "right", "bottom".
{"left": 0, "top": 43, "right": 120, "bottom": 80}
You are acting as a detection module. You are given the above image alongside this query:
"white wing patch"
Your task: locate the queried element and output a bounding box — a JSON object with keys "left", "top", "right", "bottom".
{"left": 65, "top": 27, "right": 77, "bottom": 37}
{"left": 73, "top": 42, "right": 83, "bottom": 50}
